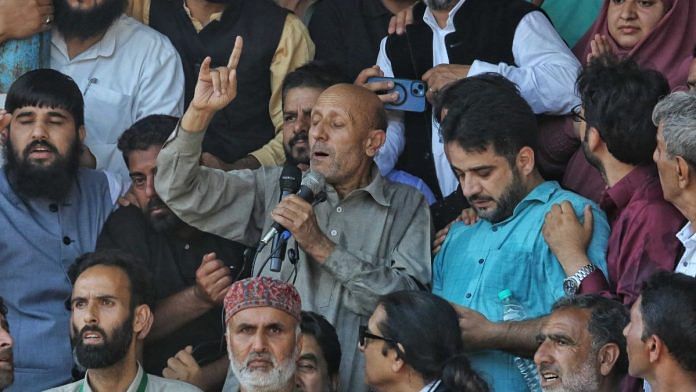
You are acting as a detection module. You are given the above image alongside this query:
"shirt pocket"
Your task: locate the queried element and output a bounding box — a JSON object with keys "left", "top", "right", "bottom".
{"left": 83, "top": 84, "right": 134, "bottom": 145}
{"left": 478, "top": 249, "right": 536, "bottom": 322}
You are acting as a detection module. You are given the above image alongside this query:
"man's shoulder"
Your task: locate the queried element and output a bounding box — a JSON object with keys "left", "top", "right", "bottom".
{"left": 113, "top": 14, "right": 180, "bottom": 56}
{"left": 146, "top": 373, "right": 204, "bottom": 391}
{"left": 381, "top": 175, "right": 428, "bottom": 209}
{"left": 542, "top": 181, "right": 598, "bottom": 212}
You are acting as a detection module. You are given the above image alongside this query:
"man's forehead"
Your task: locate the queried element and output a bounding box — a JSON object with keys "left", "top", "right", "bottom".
{"left": 543, "top": 308, "right": 590, "bottom": 336}
{"left": 73, "top": 265, "right": 130, "bottom": 298}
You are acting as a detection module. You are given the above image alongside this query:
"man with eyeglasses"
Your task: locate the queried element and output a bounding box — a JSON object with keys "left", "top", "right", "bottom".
{"left": 544, "top": 56, "right": 685, "bottom": 309}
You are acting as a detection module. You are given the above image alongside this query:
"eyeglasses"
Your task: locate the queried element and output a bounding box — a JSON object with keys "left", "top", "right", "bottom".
{"left": 358, "top": 325, "right": 397, "bottom": 348}
{"left": 571, "top": 105, "right": 586, "bottom": 123}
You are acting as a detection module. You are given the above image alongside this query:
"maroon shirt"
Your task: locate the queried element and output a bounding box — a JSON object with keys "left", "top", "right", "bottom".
{"left": 580, "top": 165, "right": 685, "bottom": 305}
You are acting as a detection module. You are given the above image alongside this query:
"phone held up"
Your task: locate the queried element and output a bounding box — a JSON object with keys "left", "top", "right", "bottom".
{"left": 367, "top": 77, "right": 427, "bottom": 112}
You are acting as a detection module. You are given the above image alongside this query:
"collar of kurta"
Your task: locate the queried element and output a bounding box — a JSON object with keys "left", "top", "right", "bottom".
{"left": 498, "top": 180, "right": 562, "bottom": 225}
{"left": 80, "top": 362, "right": 146, "bottom": 392}
{"left": 323, "top": 165, "right": 390, "bottom": 207}
{"left": 601, "top": 164, "right": 659, "bottom": 213}
{"left": 51, "top": 15, "right": 124, "bottom": 61}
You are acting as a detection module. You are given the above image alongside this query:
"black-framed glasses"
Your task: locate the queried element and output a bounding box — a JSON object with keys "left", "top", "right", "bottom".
{"left": 358, "top": 325, "right": 397, "bottom": 347}
{"left": 571, "top": 105, "right": 586, "bottom": 123}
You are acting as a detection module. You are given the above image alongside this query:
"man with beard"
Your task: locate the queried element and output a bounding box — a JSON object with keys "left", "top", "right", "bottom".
{"left": 96, "top": 115, "right": 247, "bottom": 390}
{"left": 50, "top": 0, "right": 184, "bottom": 182}
{"left": 126, "top": 0, "right": 313, "bottom": 172}
{"left": 47, "top": 250, "right": 201, "bottom": 392}
{"left": 543, "top": 56, "right": 685, "bottom": 307}
{"left": 432, "top": 74, "right": 609, "bottom": 391}
{"left": 365, "top": 0, "right": 580, "bottom": 202}
{"left": 0, "top": 69, "right": 118, "bottom": 391}
{"left": 0, "top": 297, "right": 14, "bottom": 391}
{"left": 223, "top": 277, "right": 303, "bottom": 392}
{"left": 155, "top": 38, "right": 431, "bottom": 392}
{"left": 534, "top": 295, "right": 629, "bottom": 392}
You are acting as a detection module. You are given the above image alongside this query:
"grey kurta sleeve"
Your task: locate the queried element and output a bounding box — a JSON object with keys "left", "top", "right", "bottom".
{"left": 154, "top": 125, "right": 269, "bottom": 246}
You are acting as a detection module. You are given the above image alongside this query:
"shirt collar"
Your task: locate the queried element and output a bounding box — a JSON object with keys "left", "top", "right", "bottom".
{"left": 677, "top": 221, "right": 696, "bottom": 248}
{"left": 326, "top": 165, "right": 390, "bottom": 207}
{"left": 183, "top": 0, "right": 224, "bottom": 33}
{"left": 603, "top": 165, "right": 658, "bottom": 212}
{"left": 82, "top": 362, "right": 144, "bottom": 392}
{"left": 51, "top": 14, "right": 123, "bottom": 61}
{"left": 420, "top": 380, "right": 442, "bottom": 392}
{"left": 492, "top": 181, "right": 560, "bottom": 226}
{"left": 423, "top": 0, "right": 467, "bottom": 31}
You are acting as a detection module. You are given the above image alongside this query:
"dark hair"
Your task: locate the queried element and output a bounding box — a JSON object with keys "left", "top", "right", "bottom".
{"left": 68, "top": 250, "right": 155, "bottom": 310}
{"left": 300, "top": 311, "right": 341, "bottom": 377}
{"left": 577, "top": 55, "right": 670, "bottom": 165}
{"left": 439, "top": 73, "right": 538, "bottom": 164}
{"left": 281, "top": 61, "right": 348, "bottom": 101}
{"left": 377, "top": 291, "right": 488, "bottom": 390}
{"left": 0, "top": 296, "right": 6, "bottom": 319}
{"left": 117, "top": 114, "right": 179, "bottom": 168}
{"left": 552, "top": 294, "right": 630, "bottom": 377}
{"left": 640, "top": 271, "right": 696, "bottom": 372}
{"left": 5, "top": 69, "right": 84, "bottom": 128}
{"left": 440, "top": 355, "right": 490, "bottom": 392}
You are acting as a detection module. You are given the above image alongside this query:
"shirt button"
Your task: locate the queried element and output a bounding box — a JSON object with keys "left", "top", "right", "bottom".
{"left": 478, "top": 258, "right": 484, "bottom": 264}
{"left": 465, "top": 293, "right": 472, "bottom": 298}
{"left": 184, "top": 244, "right": 190, "bottom": 250}
{"left": 49, "top": 204, "right": 58, "bottom": 212}
{"left": 330, "top": 229, "right": 338, "bottom": 237}
{"left": 63, "top": 236, "right": 72, "bottom": 245}
{"left": 685, "top": 262, "right": 689, "bottom": 267}
{"left": 492, "top": 227, "right": 498, "bottom": 232}
{"left": 336, "top": 207, "right": 343, "bottom": 213}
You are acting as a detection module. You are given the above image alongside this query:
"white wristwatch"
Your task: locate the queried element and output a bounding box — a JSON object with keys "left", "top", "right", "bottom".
{"left": 563, "top": 264, "right": 597, "bottom": 296}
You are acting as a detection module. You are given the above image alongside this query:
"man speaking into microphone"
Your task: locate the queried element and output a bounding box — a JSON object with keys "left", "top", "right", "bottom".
{"left": 154, "top": 39, "right": 432, "bottom": 392}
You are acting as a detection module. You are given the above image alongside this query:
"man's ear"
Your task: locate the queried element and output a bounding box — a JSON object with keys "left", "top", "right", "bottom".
{"left": 365, "top": 129, "right": 386, "bottom": 157}
{"left": 597, "top": 343, "right": 620, "bottom": 376}
{"left": 676, "top": 156, "right": 692, "bottom": 189}
{"left": 516, "top": 146, "right": 536, "bottom": 176}
{"left": 78, "top": 125, "right": 86, "bottom": 144}
{"left": 585, "top": 127, "right": 603, "bottom": 153}
{"left": 133, "top": 304, "right": 153, "bottom": 340}
{"left": 648, "top": 335, "right": 664, "bottom": 364}
{"left": 390, "top": 343, "right": 406, "bottom": 373}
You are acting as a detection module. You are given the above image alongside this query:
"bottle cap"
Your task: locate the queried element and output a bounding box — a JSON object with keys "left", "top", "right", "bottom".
{"left": 498, "top": 289, "right": 512, "bottom": 301}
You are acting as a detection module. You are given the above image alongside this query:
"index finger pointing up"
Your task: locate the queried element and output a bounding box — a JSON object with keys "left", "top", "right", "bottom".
{"left": 227, "top": 36, "right": 244, "bottom": 69}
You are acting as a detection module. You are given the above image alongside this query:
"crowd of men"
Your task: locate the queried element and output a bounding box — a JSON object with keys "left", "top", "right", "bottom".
{"left": 0, "top": 0, "right": 696, "bottom": 391}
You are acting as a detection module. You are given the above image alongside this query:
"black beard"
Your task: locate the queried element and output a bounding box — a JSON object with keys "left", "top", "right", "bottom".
{"left": 468, "top": 168, "right": 528, "bottom": 224}
{"left": 284, "top": 132, "right": 310, "bottom": 168}
{"left": 71, "top": 313, "right": 134, "bottom": 370}
{"left": 581, "top": 132, "right": 607, "bottom": 181}
{"left": 54, "top": 0, "right": 127, "bottom": 41}
{"left": 146, "top": 198, "right": 184, "bottom": 233}
{"left": 3, "top": 136, "right": 80, "bottom": 202}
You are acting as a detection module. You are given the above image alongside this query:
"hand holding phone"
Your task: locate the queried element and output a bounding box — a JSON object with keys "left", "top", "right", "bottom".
{"left": 366, "top": 76, "right": 427, "bottom": 112}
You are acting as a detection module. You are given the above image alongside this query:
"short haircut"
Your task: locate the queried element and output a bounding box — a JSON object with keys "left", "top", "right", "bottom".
{"left": 117, "top": 114, "right": 178, "bottom": 168}
{"left": 640, "top": 271, "right": 696, "bottom": 372}
{"left": 300, "top": 311, "right": 341, "bottom": 377}
{"left": 652, "top": 91, "right": 696, "bottom": 167}
{"left": 552, "top": 295, "right": 630, "bottom": 377}
{"left": 68, "top": 250, "right": 155, "bottom": 310}
{"left": 577, "top": 55, "right": 669, "bottom": 165}
{"left": 5, "top": 69, "right": 84, "bottom": 128}
{"left": 0, "top": 296, "right": 6, "bottom": 319}
{"left": 439, "top": 73, "right": 538, "bottom": 164}
{"left": 281, "top": 61, "right": 348, "bottom": 101}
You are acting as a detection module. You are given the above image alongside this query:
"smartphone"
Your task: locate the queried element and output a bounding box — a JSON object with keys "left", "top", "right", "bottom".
{"left": 367, "top": 77, "right": 427, "bottom": 112}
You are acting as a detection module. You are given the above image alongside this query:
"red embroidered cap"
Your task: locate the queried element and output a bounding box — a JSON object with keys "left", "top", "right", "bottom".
{"left": 224, "top": 277, "right": 302, "bottom": 323}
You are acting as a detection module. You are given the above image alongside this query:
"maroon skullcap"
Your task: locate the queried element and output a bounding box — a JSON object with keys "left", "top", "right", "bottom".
{"left": 224, "top": 277, "right": 301, "bottom": 323}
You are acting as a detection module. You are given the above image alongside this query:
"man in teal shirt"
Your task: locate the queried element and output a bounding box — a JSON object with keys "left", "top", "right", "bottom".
{"left": 432, "top": 74, "right": 610, "bottom": 391}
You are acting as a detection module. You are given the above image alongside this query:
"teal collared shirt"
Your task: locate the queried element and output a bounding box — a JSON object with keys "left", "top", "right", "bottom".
{"left": 433, "top": 181, "right": 609, "bottom": 391}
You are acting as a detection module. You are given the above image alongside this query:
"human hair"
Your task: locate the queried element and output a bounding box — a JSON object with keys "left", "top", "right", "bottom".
{"left": 377, "top": 291, "right": 488, "bottom": 390}
{"left": 300, "top": 311, "right": 341, "bottom": 377}
{"left": 117, "top": 114, "right": 179, "bottom": 168}
{"left": 639, "top": 271, "right": 696, "bottom": 372}
{"left": 552, "top": 294, "right": 630, "bottom": 377}
{"left": 577, "top": 55, "right": 669, "bottom": 165}
{"left": 440, "top": 355, "right": 490, "bottom": 392}
{"left": 439, "top": 73, "right": 538, "bottom": 165}
{"left": 5, "top": 69, "right": 84, "bottom": 128}
{"left": 68, "top": 250, "right": 155, "bottom": 310}
{"left": 281, "top": 61, "right": 348, "bottom": 101}
{"left": 0, "top": 296, "right": 6, "bottom": 319}
{"left": 652, "top": 91, "right": 696, "bottom": 167}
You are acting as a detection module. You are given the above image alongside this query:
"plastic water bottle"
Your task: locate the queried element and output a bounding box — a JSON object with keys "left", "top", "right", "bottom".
{"left": 499, "top": 289, "right": 541, "bottom": 392}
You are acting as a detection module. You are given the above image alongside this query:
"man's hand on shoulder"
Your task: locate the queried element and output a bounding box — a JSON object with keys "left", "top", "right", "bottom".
{"left": 542, "top": 201, "right": 594, "bottom": 276}
{"left": 387, "top": 5, "right": 414, "bottom": 35}
{"left": 0, "top": 0, "right": 53, "bottom": 43}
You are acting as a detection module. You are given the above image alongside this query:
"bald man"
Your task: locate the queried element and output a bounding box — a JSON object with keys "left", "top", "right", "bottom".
{"left": 154, "top": 46, "right": 432, "bottom": 392}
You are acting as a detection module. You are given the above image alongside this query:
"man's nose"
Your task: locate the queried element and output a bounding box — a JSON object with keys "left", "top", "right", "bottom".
{"left": 0, "top": 326, "right": 13, "bottom": 350}
{"left": 533, "top": 340, "right": 553, "bottom": 368}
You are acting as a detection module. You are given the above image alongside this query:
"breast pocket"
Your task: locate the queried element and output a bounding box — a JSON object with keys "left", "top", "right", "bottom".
{"left": 478, "top": 250, "right": 536, "bottom": 322}
{"left": 83, "top": 84, "right": 134, "bottom": 145}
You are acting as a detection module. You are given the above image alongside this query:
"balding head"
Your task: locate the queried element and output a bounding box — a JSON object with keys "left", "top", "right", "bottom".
{"left": 316, "top": 84, "right": 388, "bottom": 135}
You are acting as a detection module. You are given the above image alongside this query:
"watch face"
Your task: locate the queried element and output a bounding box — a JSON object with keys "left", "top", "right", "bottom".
{"left": 563, "top": 279, "right": 577, "bottom": 296}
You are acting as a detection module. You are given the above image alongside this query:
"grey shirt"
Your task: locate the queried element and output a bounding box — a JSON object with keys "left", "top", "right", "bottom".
{"left": 155, "top": 126, "right": 432, "bottom": 392}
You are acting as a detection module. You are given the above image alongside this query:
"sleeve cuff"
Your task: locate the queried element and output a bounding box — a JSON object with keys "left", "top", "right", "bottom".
{"left": 468, "top": 60, "right": 500, "bottom": 78}
{"left": 578, "top": 269, "right": 610, "bottom": 294}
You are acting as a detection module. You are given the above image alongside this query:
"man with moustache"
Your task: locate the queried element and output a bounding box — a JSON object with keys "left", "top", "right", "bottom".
{"left": 47, "top": 250, "right": 201, "bottom": 392}
{"left": 296, "top": 311, "right": 341, "bottom": 392}
{"left": 534, "top": 295, "right": 629, "bottom": 392}
{"left": 50, "top": 0, "right": 184, "bottom": 182}
{"left": 126, "top": 0, "right": 313, "bottom": 171}
{"left": 0, "top": 69, "right": 118, "bottom": 391}
{"left": 154, "top": 39, "right": 431, "bottom": 392}
{"left": 96, "top": 115, "right": 247, "bottom": 390}
{"left": 223, "top": 277, "right": 304, "bottom": 392}
{"left": 432, "top": 74, "right": 609, "bottom": 391}
{"left": 0, "top": 297, "right": 14, "bottom": 391}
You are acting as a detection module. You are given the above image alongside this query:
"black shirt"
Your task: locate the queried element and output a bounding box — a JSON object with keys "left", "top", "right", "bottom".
{"left": 96, "top": 206, "right": 248, "bottom": 375}
{"left": 309, "top": 0, "right": 392, "bottom": 80}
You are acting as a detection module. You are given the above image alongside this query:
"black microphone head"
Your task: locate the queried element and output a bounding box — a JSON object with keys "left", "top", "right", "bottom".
{"left": 301, "top": 171, "right": 325, "bottom": 196}
{"left": 279, "top": 165, "right": 302, "bottom": 194}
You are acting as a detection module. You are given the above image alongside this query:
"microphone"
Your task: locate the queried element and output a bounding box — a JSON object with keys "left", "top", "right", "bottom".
{"left": 260, "top": 171, "right": 326, "bottom": 247}
{"left": 269, "top": 166, "right": 302, "bottom": 272}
